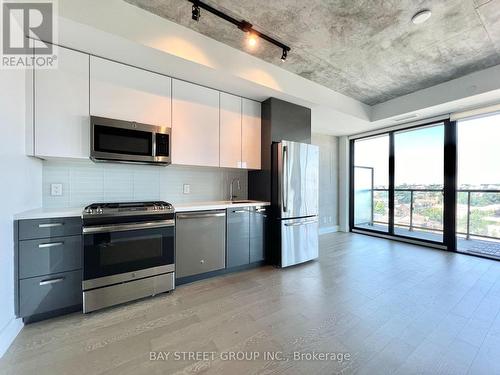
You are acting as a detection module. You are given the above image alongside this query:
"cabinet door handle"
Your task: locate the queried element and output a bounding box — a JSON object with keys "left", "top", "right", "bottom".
{"left": 39, "top": 277, "right": 65, "bottom": 286}
{"left": 38, "top": 241, "right": 64, "bottom": 249}
{"left": 38, "top": 223, "right": 64, "bottom": 228}
{"left": 232, "top": 210, "right": 248, "bottom": 213}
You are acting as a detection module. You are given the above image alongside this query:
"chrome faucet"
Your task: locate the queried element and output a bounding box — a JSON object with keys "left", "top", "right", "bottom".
{"left": 229, "top": 178, "right": 240, "bottom": 201}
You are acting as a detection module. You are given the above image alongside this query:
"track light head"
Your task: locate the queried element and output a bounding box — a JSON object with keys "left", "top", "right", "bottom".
{"left": 192, "top": 4, "right": 201, "bottom": 21}
{"left": 281, "top": 49, "right": 288, "bottom": 61}
{"left": 247, "top": 32, "right": 258, "bottom": 48}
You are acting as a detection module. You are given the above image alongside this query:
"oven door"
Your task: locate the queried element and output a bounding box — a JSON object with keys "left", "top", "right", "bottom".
{"left": 83, "top": 221, "right": 174, "bottom": 288}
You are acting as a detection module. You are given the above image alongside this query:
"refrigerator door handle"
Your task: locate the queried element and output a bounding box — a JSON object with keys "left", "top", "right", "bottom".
{"left": 284, "top": 218, "right": 318, "bottom": 226}
{"left": 282, "top": 145, "right": 288, "bottom": 212}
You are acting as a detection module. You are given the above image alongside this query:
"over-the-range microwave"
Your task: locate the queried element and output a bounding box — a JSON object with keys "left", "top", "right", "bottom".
{"left": 90, "top": 116, "right": 171, "bottom": 165}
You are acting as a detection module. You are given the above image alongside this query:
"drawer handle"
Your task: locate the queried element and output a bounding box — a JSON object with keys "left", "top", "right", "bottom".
{"left": 232, "top": 210, "right": 248, "bottom": 213}
{"left": 38, "top": 223, "right": 64, "bottom": 228}
{"left": 256, "top": 208, "right": 266, "bottom": 212}
{"left": 38, "top": 241, "right": 64, "bottom": 248}
{"left": 39, "top": 277, "right": 65, "bottom": 286}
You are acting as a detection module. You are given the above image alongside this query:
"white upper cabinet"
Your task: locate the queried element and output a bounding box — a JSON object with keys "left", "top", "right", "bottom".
{"left": 242, "top": 98, "right": 261, "bottom": 170}
{"left": 27, "top": 46, "right": 260, "bottom": 167}
{"left": 220, "top": 92, "right": 242, "bottom": 168}
{"left": 31, "top": 46, "right": 90, "bottom": 159}
{"left": 90, "top": 57, "right": 171, "bottom": 126}
{"left": 172, "top": 79, "right": 220, "bottom": 167}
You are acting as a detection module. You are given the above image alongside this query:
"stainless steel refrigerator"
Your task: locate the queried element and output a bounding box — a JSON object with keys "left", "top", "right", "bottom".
{"left": 272, "top": 140, "right": 319, "bottom": 267}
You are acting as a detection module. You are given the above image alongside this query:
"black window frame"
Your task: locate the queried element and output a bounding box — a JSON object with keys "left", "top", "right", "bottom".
{"left": 349, "top": 119, "right": 457, "bottom": 250}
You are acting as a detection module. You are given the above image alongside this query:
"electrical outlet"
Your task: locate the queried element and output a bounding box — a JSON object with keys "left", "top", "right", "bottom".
{"left": 183, "top": 184, "right": 190, "bottom": 194}
{"left": 50, "top": 183, "right": 63, "bottom": 196}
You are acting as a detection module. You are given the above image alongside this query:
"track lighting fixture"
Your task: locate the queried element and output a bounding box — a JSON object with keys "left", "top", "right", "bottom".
{"left": 281, "top": 49, "right": 287, "bottom": 61}
{"left": 192, "top": 3, "right": 200, "bottom": 21}
{"left": 247, "top": 32, "right": 258, "bottom": 48}
{"left": 187, "top": 0, "right": 290, "bottom": 59}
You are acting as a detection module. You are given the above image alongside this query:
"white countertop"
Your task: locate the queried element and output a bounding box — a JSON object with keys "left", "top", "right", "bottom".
{"left": 13, "top": 207, "right": 83, "bottom": 220}
{"left": 174, "top": 200, "right": 270, "bottom": 212}
{"left": 14, "top": 200, "right": 270, "bottom": 220}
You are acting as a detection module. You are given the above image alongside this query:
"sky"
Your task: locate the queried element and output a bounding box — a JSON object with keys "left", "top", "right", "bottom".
{"left": 354, "top": 113, "right": 500, "bottom": 189}
{"left": 458, "top": 114, "right": 500, "bottom": 187}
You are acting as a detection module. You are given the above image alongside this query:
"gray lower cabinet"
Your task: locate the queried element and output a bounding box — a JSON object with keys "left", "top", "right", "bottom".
{"left": 19, "top": 270, "right": 82, "bottom": 317}
{"left": 15, "top": 217, "right": 83, "bottom": 321}
{"left": 19, "top": 235, "right": 82, "bottom": 279}
{"left": 176, "top": 211, "right": 226, "bottom": 278}
{"left": 18, "top": 217, "right": 82, "bottom": 240}
{"left": 250, "top": 207, "right": 267, "bottom": 263}
{"left": 227, "top": 208, "right": 250, "bottom": 268}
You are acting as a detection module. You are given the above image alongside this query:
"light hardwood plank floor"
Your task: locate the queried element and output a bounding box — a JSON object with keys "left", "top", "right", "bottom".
{"left": 2, "top": 232, "right": 500, "bottom": 375}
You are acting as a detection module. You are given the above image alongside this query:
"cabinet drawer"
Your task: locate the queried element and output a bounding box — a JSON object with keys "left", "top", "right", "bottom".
{"left": 18, "top": 217, "right": 82, "bottom": 240}
{"left": 19, "top": 270, "right": 82, "bottom": 318}
{"left": 19, "top": 235, "right": 82, "bottom": 279}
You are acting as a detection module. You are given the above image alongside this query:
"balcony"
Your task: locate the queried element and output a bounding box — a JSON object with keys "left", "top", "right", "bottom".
{"left": 355, "top": 188, "right": 500, "bottom": 259}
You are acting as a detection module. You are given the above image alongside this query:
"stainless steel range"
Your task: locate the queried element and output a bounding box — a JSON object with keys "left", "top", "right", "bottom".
{"left": 82, "top": 201, "right": 175, "bottom": 313}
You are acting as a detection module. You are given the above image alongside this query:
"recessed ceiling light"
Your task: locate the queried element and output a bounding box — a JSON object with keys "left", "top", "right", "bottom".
{"left": 411, "top": 9, "right": 432, "bottom": 25}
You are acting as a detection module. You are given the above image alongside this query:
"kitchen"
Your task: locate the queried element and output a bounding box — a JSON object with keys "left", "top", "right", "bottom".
{"left": 12, "top": 41, "right": 322, "bottom": 318}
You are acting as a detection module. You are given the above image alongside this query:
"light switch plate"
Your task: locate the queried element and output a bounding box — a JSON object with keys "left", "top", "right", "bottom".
{"left": 183, "top": 184, "right": 190, "bottom": 194}
{"left": 51, "top": 183, "right": 63, "bottom": 196}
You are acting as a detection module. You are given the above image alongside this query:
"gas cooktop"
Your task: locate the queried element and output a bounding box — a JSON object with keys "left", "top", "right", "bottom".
{"left": 83, "top": 201, "right": 174, "bottom": 217}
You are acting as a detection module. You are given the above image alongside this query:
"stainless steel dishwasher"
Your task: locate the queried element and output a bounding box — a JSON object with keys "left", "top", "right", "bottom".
{"left": 175, "top": 210, "right": 226, "bottom": 278}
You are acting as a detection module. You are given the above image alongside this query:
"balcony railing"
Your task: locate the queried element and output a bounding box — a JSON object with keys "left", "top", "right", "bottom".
{"left": 359, "top": 188, "right": 500, "bottom": 241}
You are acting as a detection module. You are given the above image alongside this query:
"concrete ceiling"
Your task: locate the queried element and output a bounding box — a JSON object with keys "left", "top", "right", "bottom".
{"left": 124, "top": 0, "right": 500, "bottom": 106}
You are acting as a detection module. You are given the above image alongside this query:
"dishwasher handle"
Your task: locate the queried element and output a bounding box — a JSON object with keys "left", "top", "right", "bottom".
{"left": 176, "top": 212, "right": 226, "bottom": 220}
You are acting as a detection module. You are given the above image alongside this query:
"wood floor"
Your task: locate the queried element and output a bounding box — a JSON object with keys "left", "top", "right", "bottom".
{"left": 2, "top": 232, "right": 500, "bottom": 375}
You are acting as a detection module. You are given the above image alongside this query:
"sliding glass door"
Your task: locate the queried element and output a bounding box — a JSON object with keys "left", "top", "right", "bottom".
{"left": 393, "top": 124, "right": 445, "bottom": 242}
{"left": 352, "top": 135, "right": 389, "bottom": 233}
{"left": 456, "top": 113, "right": 500, "bottom": 259}
{"left": 351, "top": 120, "right": 447, "bottom": 246}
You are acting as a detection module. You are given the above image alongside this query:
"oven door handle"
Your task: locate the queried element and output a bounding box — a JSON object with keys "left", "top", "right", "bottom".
{"left": 83, "top": 219, "right": 174, "bottom": 234}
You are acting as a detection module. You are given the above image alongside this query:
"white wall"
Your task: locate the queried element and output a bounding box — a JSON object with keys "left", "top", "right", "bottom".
{"left": 0, "top": 67, "right": 43, "bottom": 357}
{"left": 311, "top": 134, "right": 339, "bottom": 234}
{"left": 311, "top": 108, "right": 340, "bottom": 234}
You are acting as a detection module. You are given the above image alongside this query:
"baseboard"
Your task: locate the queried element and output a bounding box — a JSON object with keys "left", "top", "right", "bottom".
{"left": 0, "top": 317, "right": 23, "bottom": 358}
{"left": 319, "top": 225, "right": 339, "bottom": 235}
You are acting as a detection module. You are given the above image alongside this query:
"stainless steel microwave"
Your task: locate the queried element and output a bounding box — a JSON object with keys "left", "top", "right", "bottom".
{"left": 90, "top": 116, "right": 171, "bottom": 165}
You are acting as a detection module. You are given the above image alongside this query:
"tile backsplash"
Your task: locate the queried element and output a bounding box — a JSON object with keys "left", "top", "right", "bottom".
{"left": 42, "top": 160, "right": 248, "bottom": 208}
